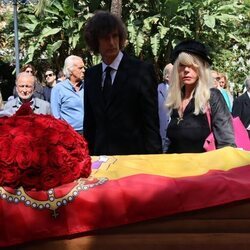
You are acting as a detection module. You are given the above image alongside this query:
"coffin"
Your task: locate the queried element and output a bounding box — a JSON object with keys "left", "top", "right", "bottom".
{"left": 1, "top": 147, "right": 250, "bottom": 249}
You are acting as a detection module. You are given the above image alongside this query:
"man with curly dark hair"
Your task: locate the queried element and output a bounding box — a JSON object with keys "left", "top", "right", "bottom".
{"left": 83, "top": 11, "right": 162, "bottom": 155}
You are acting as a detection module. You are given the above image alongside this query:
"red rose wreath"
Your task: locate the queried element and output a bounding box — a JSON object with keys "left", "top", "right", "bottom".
{"left": 0, "top": 103, "right": 91, "bottom": 190}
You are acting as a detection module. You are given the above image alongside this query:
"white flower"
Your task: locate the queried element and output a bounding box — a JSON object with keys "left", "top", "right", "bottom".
{"left": 238, "top": 57, "right": 244, "bottom": 63}
{"left": 233, "top": 44, "right": 238, "bottom": 50}
{"left": 238, "top": 14, "right": 244, "bottom": 20}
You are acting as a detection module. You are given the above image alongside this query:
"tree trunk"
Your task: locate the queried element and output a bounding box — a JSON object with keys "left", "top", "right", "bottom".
{"left": 110, "top": 0, "right": 122, "bottom": 17}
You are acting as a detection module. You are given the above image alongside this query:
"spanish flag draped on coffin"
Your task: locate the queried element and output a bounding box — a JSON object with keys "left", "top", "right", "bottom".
{"left": 1, "top": 147, "right": 250, "bottom": 247}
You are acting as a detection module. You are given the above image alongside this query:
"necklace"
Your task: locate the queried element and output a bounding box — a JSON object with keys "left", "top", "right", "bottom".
{"left": 177, "top": 97, "right": 192, "bottom": 125}
{"left": 177, "top": 116, "right": 183, "bottom": 125}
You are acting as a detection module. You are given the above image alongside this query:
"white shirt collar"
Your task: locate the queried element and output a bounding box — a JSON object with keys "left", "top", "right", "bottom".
{"left": 102, "top": 51, "right": 123, "bottom": 72}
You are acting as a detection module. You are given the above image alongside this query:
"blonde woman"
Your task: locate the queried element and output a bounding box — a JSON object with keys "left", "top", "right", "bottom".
{"left": 166, "top": 40, "right": 235, "bottom": 153}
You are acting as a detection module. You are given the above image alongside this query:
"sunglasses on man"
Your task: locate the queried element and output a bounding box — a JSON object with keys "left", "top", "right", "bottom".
{"left": 45, "top": 73, "right": 54, "bottom": 77}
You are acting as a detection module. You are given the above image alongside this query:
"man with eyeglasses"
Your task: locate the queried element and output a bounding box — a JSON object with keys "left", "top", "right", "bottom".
{"left": 4, "top": 72, "right": 51, "bottom": 115}
{"left": 43, "top": 69, "right": 57, "bottom": 102}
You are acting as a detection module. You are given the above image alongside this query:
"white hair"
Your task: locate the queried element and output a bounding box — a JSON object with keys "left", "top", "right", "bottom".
{"left": 63, "top": 55, "right": 83, "bottom": 78}
{"left": 166, "top": 52, "right": 214, "bottom": 115}
{"left": 16, "top": 72, "right": 35, "bottom": 87}
{"left": 245, "top": 76, "right": 250, "bottom": 91}
{"left": 163, "top": 63, "right": 173, "bottom": 82}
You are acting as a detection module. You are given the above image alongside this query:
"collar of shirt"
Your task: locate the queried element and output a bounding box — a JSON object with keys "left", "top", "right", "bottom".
{"left": 247, "top": 91, "right": 250, "bottom": 99}
{"left": 66, "top": 79, "right": 83, "bottom": 92}
{"left": 102, "top": 51, "right": 123, "bottom": 73}
{"left": 15, "top": 97, "right": 39, "bottom": 111}
{"left": 101, "top": 51, "right": 123, "bottom": 86}
{"left": 17, "top": 97, "right": 34, "bottom": 107}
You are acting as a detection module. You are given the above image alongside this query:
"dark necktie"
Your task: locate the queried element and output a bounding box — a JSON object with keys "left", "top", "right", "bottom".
{"left": 103, "top": 66, "right": 112, "bottom": 103}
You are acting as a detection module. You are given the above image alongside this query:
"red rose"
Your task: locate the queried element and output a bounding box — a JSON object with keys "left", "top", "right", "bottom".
{"left": 35, "top": 115, "right": 54, "bottom": 129}
{"left": 15, "top": 147, "right": 34, "bottom": 170}
{"left": 21, "top": 167, "right": 41, "bottom": 190}
{"left": 46, "top": 128, "right": 61, "bottom": 144}
{"left": 0, "top": 116, "right": 8, "bottom": 125}
{"left": 2, "top": 165, "right": 20, "bottom": 187}
{"left": 32, "top": 148, "right": 49, "bottom": 168}
{"left": 60, "top": 167, "right": 75, "bottom": 184}
{"left": 80, "top": 157, "right": 92, "bottom": 177}
{"left": 71, "top": 148, "right": 85, "bottom": 161}
{"left": 51, "top": 145, "right": 72, "bottom": 166}
{"left": 13, "top": 135, "right": 33, "bottom": 150}
{"left": 41, "top": 167, "right": 60, "bottom": 190}
{"left": 0, "top": 136, "right": 15, "bottom": 165}
{"left": 52, "top": 118, "right": 70, "bottom": 132}
{"left": 0, "top": 168, "right": 3, "bottom": 186}
{"left": 14, "top": 116, "right": 33, "bottom": 128}
{"left": 1, "top": 116, "right": 16, "bottom": 127}
{"left": 0, "top": 124, "right": 13, "bottom": 136}
{"left": 60, "top": 132, "right": 76, "bottom": 149}
{"left": 32, "top": 125, "right": 47, "bottom": 139}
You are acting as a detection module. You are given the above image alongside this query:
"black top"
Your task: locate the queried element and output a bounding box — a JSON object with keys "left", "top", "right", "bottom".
{"left": 167, "top": 88, "right": 235, "bottom": 153}
{"left": 43, "top": 86, "right": 52, "bottom": 102}
{"left": 167, "top": 98, "right": 210, "bottom": 153}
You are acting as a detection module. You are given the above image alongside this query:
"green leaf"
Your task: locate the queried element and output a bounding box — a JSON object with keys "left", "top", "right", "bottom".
{"left": 134, "top": 32, "right": 144, "bottom": 56}
{"left": 72, "top": 33, "right": 80, "bottom": 49}
{"left": 47, "top": 40, "right": 63, "bottom": 53}
{"left": 20, "top": 22, "right": 38, "bottom": 32}
{"left": 204, "top": 15, "right": 215, "bottom": 29}
{"left": 150, "top": 33, "right": 160, "bottom": 58}
{"left": 216, "top": 14, "right": 238, "bottom": 23}
{"left": 52, "top": 1, "right": 64, "bottom": 13}
{"left": 45, "top": 9, "right": 61, "bottom": 16}
{"left": 40, "top": 27, "right": 61, "bottom": 38}
{"left": 78, "top": 21, "right": 84, "bottom": 31}
{"left": 158, "top": 25, "right": 169, "bottom": 39}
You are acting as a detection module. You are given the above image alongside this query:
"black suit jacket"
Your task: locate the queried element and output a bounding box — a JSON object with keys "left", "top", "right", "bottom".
{"left": 84, "top": 53, "right": 162, "bottom": 155}
{"left": 232, "top": 92, "right": 250, "bottom": 136}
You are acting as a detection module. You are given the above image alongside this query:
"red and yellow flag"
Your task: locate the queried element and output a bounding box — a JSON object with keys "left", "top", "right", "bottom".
{"left": 0, "top": 147, "right": 250, "bottom": 247}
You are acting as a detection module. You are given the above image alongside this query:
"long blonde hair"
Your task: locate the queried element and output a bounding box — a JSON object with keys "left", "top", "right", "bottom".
{"left": 166, "top": 52, "right": 214, "bottom": 115}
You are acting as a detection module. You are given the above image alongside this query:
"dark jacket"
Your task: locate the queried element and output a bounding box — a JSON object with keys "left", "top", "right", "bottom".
{"left": 84, "top": 53, "right": 162, "bottom": 155}
{"left": 209, "top": 88, "right": 236, "bottom": 148}
{"left": 232, "top": 91, "right": 250, "bottom": 137}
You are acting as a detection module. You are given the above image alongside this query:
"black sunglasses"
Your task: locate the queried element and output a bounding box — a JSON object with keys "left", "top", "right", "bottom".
{"left": 45, "top": 73, "right": 54, "bottom": 77}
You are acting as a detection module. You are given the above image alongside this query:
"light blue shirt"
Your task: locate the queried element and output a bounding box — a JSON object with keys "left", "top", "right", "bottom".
{"left": 50, "top": 79, "right": 84, "bottom": 131}
{"left": 219, "top": 88, "right": 232, "bottom": 112}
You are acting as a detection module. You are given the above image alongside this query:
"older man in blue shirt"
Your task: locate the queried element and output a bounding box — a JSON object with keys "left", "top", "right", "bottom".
{"left": 51, "top": 55, "right": 85, "bottom": 135}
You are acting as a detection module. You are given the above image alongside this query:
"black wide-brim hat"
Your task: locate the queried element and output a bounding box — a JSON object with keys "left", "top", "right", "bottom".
{"left": 171, "top": 39, "right": 212, "bottom": 65}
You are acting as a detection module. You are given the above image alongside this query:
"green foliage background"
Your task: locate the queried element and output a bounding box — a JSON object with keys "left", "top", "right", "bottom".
{"left": 0, "top": 0, "right": 249, "bottom": 93}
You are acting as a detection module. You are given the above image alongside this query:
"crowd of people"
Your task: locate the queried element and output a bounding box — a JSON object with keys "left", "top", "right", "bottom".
{"left": 0, "top": 10, "right": 249, "bottom": 155}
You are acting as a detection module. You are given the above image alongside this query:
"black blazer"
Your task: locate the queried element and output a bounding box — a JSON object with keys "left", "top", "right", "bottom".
{"left": 232, "top": 92, "right": 250, "bottom": 136}
{"left": 84, "top": 53, "right": 162, "bottom": 155}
